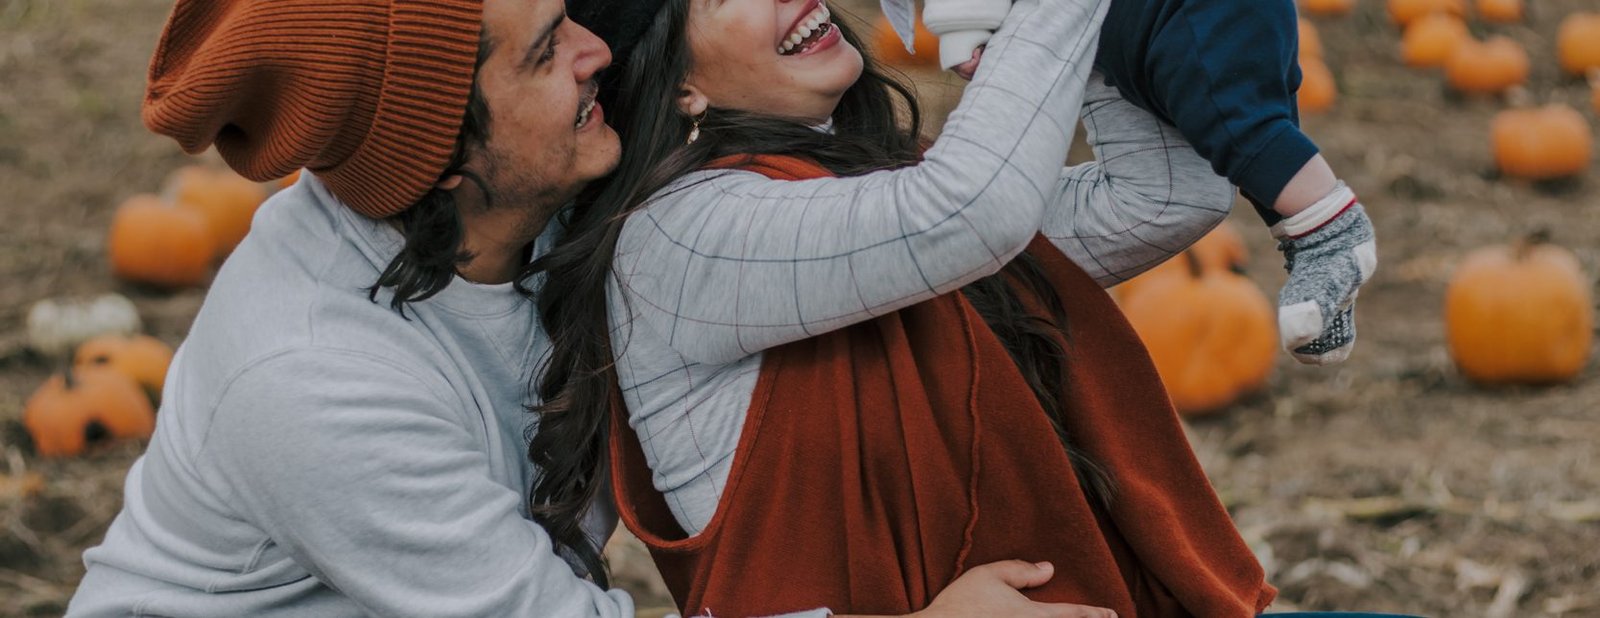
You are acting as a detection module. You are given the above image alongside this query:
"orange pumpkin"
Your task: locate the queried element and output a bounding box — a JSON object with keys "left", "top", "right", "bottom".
{"left": 1298, "top": 57, "right": 1338, "bottom": 114}
{"left": 1475, "top": 0, "right": 1521, "bottom": 22}
{"left": 1446, "top": 233, "right": 1593, "bottom": 385}
{"left": 1189, "top": 221, "right": 1249, "bottom": 272}
{"left": 1299, "top": 18, "right": 1323, "bottom": 60}
{"left": 1445, "top": 37, "right": 1529, "bottom": 95}
{"left": 1388, "top": 0, "right": 1466, "bottom": 26}
{"left": 1300, "top": 0, "right": 1356, "bottom": 17}
{"left": 108, "top": 194, "right": 216, "bottom": 289}
{"left": 872, "top": 15, "right": 940, "bottom": 68}
{"left": 1114, "top": 222, "right": 1249, "bottom": 302}
{"left": 74, "top": 334, "right": 175, "bottom": 400}
{"left": 22, "top": 366, "right": 157, "bottom": 457}
{"left": 1557, "top": 13, "right": 1600, "bottom": 76}
{"left": 166, "top": 165, "right": 268, "bottom": 258}
{"left": 1119, "top": 252, "right": 1277, "bottom": 416}
{"left": 1491, "top": 104, "right": 1593, "bottom": 180}
{"left": 1400, "top": 14, "right": 1469, "bottom": 68}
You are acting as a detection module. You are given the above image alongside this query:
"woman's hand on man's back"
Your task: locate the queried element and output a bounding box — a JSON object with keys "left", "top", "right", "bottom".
{"left": 840, "top": 560, "right": 1117, "bottom": 618}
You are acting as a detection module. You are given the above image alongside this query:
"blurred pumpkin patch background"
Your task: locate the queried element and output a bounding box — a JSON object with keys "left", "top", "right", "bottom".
{"left": 3, "top": 0, "right": 1600, "bottom": 616}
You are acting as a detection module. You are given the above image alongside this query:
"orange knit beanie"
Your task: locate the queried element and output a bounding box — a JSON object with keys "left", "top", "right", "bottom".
{"left": 143, "top": 0, "right": 483, "bottom": 218}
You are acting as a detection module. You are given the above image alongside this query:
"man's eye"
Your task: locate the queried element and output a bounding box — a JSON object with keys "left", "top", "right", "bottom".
{"left": 539, "top": 37, "right": 559, "bottom": 64}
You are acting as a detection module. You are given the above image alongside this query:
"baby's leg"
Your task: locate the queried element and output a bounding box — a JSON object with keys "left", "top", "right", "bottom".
{"left": 1276, "top": 154, "right": 1338, "bottom": 217}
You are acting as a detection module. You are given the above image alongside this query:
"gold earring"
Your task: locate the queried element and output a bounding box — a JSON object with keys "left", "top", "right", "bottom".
{"left": 687, "top": 112, "right": 706, "bottom": 145}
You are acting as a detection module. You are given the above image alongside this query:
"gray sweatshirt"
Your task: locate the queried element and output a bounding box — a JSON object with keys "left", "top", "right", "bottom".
{"left": 68, "top": 177, "right": 640, "bottom": 617}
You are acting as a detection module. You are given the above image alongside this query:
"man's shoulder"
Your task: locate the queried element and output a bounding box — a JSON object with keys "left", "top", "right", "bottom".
{"left": 199, "top": 345, "right": 455, "bottom": 434}
{"left": 226, "top": 344, "right": 443, "bottom": 386}
{"left": 185, "top": 179, "right": 439, "bottom": 380}
{"left": 172, "top": 212, "right": 462, "bottom": 430}
{"left": 177, "top": 309, "right": 454, "bottom": 420}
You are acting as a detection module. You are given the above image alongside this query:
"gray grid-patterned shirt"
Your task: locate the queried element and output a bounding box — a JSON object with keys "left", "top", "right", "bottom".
{"left": 609, "top": 0, "right": 1234, "bottom": 537}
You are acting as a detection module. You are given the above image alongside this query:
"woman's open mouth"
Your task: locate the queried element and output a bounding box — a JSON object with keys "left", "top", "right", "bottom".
{"left": 778, "top": 2, "right": 835, "bottom": 56}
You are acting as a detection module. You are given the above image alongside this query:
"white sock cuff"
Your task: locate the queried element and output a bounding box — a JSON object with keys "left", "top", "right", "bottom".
{"left": 1271, "top": 181, "right": 1357, "bottom": 239}
{"left": 922, "top": 0, "right": 1010, "bottom": 32}
{"left": 938, "top": 29, "right": 993, "bottom": 69}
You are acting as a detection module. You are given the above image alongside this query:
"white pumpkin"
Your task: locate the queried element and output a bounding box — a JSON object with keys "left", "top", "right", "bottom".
{"left": 26, "top": 294, "right": 143, "bottom": 357}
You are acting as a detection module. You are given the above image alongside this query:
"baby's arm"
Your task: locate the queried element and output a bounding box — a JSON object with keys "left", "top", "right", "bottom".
{"left": 921, "top": 0, "right": 1009, "bottom": 69}
{"left": 878, "top": 0, "right": 1005, "bottom": 71}
{"left": 1043, "top": 73, "right": 1235, "bottom": 287}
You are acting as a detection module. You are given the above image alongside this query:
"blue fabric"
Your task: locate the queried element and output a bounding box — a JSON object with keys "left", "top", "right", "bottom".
{"left": 1260, "top": 613, "right": 1428, "bottom": 617}
{"left": 1094, "top": 0, "right": 1320, "bottom": 224}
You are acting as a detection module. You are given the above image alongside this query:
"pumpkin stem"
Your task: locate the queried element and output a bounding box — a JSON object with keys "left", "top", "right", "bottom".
{"left": 61, "top": 363, "right": 76, "bottom": 390}
{"left": 1515, "top": 229, "right": 1552, "bottom": 260}
{"left": 83, "top": 420, "right": 111, "bottom": 449}
{"left": 1183, "top": 250, "right": 1203, "bottom": 279}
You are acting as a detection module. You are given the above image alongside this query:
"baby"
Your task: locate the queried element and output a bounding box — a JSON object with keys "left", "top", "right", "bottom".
{"left": 883, "top": 0, "right": 1378, "bottom": 364}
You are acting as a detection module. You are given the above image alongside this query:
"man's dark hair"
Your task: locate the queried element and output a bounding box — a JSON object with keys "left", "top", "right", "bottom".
{"left": 368, "top": 37, "right": 497, "bottom": 315}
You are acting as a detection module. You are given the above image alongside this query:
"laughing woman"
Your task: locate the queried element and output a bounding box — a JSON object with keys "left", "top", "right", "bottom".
{"left": 531, "top": 0, "right": 1276, "bottom": 615}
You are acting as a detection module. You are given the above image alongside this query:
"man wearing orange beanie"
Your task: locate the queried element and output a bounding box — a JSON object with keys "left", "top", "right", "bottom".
{"left": 67, "top": 0, "right": 637, "bottom": 614}
{"left": 67, "top": 0, "right": 1092, "bottom": 616}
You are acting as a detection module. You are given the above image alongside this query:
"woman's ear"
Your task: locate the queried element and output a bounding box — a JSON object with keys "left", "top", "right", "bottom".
{"left": 677, "top": 84, "right": 709, "bottom": 118}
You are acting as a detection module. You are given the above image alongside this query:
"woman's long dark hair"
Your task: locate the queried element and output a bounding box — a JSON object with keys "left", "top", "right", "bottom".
{"left": 529, "top": 2, "right": 1113, "bottom": 583}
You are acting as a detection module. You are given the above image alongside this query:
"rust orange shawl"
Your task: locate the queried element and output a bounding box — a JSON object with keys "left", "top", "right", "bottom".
{"left": 610, "top": 155, "right": 1275, "bottom": 617}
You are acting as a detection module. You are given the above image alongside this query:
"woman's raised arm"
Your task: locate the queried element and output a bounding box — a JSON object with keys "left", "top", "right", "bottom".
{"left": 1044, "top": 73, "right": 1238, "bottom": 287}
{"left": 612, "top": 0, "right": 1111, "bottom": 365}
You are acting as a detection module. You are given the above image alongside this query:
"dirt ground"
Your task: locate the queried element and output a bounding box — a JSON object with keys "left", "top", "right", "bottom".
{"left": 2, "top": 0, "right": 1598, "bottom": 616}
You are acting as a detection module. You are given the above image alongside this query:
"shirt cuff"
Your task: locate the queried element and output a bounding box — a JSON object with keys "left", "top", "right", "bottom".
{"left": 757, "top": 609, "right": 833, "bottom": 618}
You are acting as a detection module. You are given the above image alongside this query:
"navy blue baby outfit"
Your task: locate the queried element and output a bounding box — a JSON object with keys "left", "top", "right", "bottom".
{"left": 1095, "top": 0, "right": 1318, "bottom": 224}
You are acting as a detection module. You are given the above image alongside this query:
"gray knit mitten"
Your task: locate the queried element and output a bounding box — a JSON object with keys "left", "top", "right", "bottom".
{"left": 1273, "top": 182, "right": 1377, "bottom": 365}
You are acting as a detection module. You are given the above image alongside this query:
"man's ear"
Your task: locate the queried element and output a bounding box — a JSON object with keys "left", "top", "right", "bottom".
{"left": 434, "top": 175, "right": 465, "bottom": 191}
{"left": 677, "top": 84, "right": 709, "bottom": 118}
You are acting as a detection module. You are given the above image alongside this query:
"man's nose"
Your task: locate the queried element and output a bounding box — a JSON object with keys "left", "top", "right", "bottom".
{"left": 569, "top": 22, "right": 612, "bottom": 82}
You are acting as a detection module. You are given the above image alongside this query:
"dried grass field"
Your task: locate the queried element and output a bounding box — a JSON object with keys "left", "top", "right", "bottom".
{"left": 2, "top": 0, "right": 1599, "bottom": 616}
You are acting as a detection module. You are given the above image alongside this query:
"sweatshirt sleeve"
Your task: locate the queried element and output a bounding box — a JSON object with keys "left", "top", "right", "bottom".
{"left": 613, "top": 0, "right": 1111, "bottom": 365}
{"left": 198, "top": 348, "right": 635, "bottom": 618}
{"left": 1044, "top": 73, "right": 1237, "bottom": 287}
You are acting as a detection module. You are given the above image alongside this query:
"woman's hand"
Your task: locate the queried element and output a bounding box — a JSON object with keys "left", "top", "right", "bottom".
{"left": 914, "top": 560, "right": 1117, "bottom": 618}
{"left": 951, "top": 45, "right": 985, "bottom": 81}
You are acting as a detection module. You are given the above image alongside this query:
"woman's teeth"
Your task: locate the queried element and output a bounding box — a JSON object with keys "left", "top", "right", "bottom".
{"left": 778, "top": 4, "right": 831, "bottom": 55}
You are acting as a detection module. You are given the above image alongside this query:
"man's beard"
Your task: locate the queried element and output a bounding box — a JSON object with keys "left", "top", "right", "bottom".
{"left": 474, "top": 146, "right": 579, "bottom": 238}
